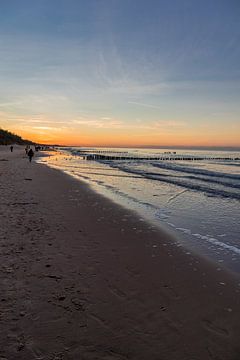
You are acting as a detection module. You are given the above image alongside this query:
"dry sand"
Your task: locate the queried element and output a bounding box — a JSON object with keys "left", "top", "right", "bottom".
{"left": 0, "top": 146, "right": 240, "bottom": 360}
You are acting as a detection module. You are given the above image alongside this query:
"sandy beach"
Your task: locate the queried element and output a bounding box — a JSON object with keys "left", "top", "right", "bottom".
{"left": 0, "top": 146, "right": 240, "bottom": 360}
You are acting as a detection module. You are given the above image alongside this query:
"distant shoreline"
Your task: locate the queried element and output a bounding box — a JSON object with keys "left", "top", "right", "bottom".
{"left": 56, "top": 145, "right": 240, "bottom": 152}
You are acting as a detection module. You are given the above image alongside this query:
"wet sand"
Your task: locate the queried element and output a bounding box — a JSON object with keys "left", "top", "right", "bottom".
{"left": 0, "top": 147, "right": 240, "bottom": 359}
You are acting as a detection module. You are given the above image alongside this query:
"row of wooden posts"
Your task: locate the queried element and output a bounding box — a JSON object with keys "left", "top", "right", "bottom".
{"left": 80, "top": 154, "right": 239, "bottom": 161}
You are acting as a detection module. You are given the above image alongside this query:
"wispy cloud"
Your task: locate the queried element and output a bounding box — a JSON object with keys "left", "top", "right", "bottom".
{"left": 101, "top": 117, "right": 112, "bottom": 120}
{"left": 71, "top": 116, "right": 187, "bottom": 131}
{"left": 153, "top": 120, "right": 186, "bottom": 128}
{"left": 128, "top": 101, "right": 162, "bottom": 109}
{"left": 72, "top": 117, "right": 123, "bottom": 129}
{"left": 32, "top": 126, "right": 66, "bottom": 131}
{"left": 0, "top": 101, "right": 23, "bottom": 107}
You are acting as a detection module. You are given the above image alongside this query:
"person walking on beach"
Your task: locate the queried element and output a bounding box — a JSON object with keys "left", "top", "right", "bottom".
{"left": 28, "top": 148, "right": 34, "bottom": 162}
{"left": 10, "top": 145, "right": 13, "bottom": 152}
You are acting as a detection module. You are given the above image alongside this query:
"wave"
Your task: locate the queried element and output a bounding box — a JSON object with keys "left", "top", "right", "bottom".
{"left": 103, "top": 161, "right": 240, "bottom": 200}
{"left": 151, "top": 162, "right": 240, "bottom": 180}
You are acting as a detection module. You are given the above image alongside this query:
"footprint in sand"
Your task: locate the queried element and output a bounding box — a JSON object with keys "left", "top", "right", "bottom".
{"left": 162, "top": 284, "right": 180, "bottom": 299}
{"left": 108, "top": 285, "right": 127, "bottom": 299}
{"left": 203, "top": 319, "right": 229, "bottom": 337}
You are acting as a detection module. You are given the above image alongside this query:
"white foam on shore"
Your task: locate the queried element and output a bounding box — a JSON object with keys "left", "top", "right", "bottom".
{"left": 166, "top": 222, "right": 240, "bottom": 256}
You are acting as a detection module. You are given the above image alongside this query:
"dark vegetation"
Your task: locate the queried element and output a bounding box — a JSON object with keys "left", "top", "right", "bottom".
{"left": 0, "top": 128, "right": 34, "bottom": 145}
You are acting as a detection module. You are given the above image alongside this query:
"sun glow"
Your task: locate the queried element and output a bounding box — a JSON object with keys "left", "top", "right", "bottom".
{"left": 11, "top": 123, "right": 240, "bottom": 148}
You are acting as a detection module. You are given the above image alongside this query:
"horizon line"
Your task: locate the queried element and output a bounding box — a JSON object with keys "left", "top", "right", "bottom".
{"left": 47, "top": 144, "right": 240, "bottom": 151}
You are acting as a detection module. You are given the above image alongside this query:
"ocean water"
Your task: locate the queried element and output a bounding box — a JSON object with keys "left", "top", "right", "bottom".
{"left": 39, "top": 147, "right": 240, "bottom": 273}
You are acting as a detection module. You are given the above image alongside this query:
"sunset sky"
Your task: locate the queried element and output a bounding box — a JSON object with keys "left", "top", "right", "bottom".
{"left": 0, "top": 0, "right": 239, "bottom": 147}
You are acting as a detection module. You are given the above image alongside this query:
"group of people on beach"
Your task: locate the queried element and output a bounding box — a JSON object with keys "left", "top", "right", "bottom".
{"left": 9, "top": 145, "right": 34, "bottom": 162}
{"left": 10, "top": 144, "right": 50, "bottom": 162}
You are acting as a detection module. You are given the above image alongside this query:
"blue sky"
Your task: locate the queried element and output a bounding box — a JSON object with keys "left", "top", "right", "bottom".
{"left": 0, "top": 0, "right": 239, "bottom": 146}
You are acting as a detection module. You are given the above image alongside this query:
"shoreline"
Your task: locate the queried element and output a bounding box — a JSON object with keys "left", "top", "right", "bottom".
{"left": 39, "top": 149, "right": 240, "bottom": 276}
{"left": 38, "top": 150, "right": 239, "bottom": 277}
{"left": 1, "top": 147, "right": 240, "bottom": 359}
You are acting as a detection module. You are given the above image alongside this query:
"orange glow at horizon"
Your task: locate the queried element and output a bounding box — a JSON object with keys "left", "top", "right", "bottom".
{"left": 14, "top": 126, "right": 240, "bottom": 148}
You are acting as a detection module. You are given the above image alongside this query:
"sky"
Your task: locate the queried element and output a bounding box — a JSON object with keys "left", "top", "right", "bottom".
{"left": 0, "top": 0, "right": 239, "bottom": 147}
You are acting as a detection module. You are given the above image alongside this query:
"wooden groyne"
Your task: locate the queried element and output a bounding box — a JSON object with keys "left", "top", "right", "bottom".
{"left": 77, "top": 150, "right": 129, "bottom": 154}
{"left": 80, "top": 154, "right": 240, "bottom": 161}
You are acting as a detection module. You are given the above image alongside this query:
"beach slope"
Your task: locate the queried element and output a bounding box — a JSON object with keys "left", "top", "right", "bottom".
{"left": 0, "top": 147, "right": 240, "bottom": 360}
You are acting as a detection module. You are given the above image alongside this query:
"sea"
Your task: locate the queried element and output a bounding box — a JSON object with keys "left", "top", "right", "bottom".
{"left": 38, "top": 147, "right": 240, "bottom": 274}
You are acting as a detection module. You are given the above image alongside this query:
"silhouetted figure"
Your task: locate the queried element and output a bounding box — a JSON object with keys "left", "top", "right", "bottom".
{"left": 28, "top": 149, "right": 34, "bottom": 162}
{"left": 25, "top": 145, "right": 29, "bottom": 154}
{"left": 10, "top": 146, "right": 13, "bottom": 152}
